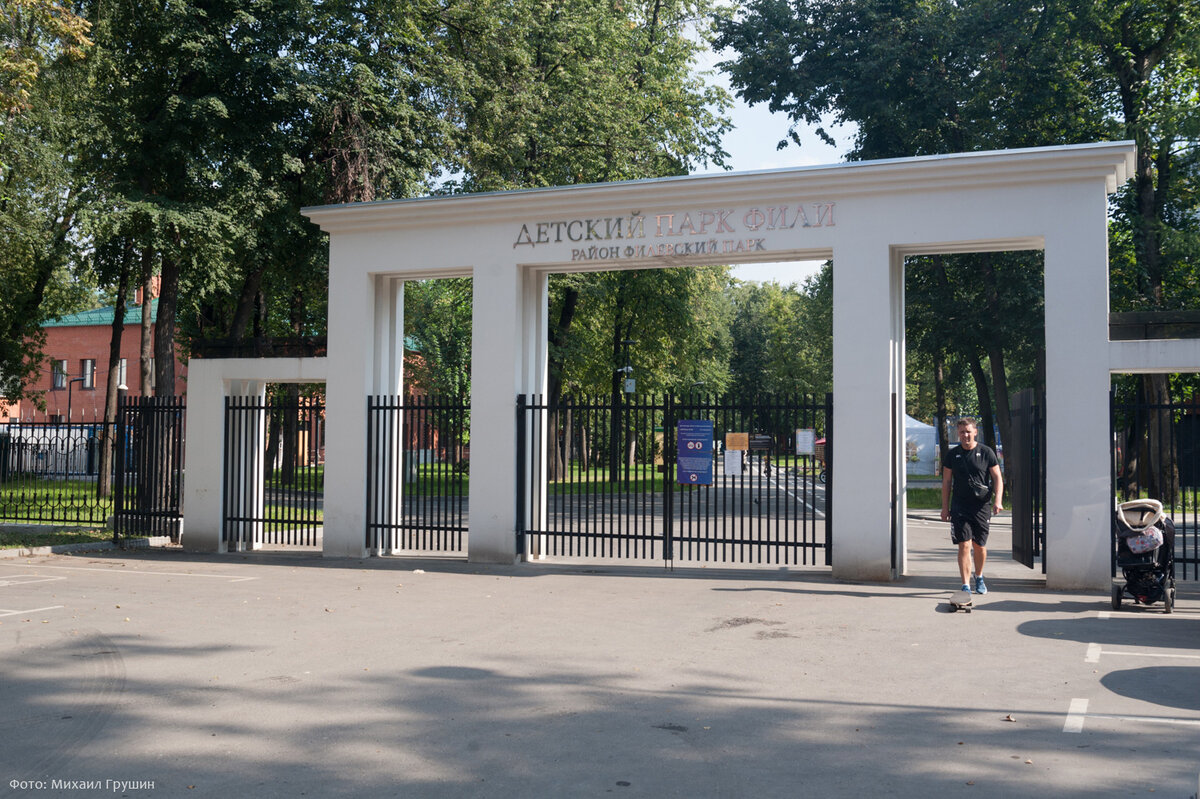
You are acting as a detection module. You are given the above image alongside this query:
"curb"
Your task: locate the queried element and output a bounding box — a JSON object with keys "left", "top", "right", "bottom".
{"left": 0, "top": 536, "right": 172, "bottom": 559}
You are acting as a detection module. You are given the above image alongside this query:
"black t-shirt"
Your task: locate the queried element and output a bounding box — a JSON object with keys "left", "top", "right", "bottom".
{"left": 943, "top": 443, "right": 999, "bottom": 511}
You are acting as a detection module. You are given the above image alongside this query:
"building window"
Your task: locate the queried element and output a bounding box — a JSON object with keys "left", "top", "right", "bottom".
{"left": 52, "top": 359, "right": 68, "bottom": 390}
{"left": 81, "top": 359, "right": 95, "bottom": 389}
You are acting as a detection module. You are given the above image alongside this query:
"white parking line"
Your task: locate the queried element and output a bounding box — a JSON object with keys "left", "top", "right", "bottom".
{"left": 4, "top": 563, "right": 257, "bottom": 582}
{"left": 0, "top": 605, "right": 64, "bottom": 617}
{"left": 1083, "top": 712, "right": 1200, "bottom": 728}
{"left": 1100, "top": 650, "right": 1200, "bottom": 660}
{"left": 1085, "top": 641, "right": 1200, "bottom": 662}
{"left": 1064, "top": 698, "right": 1088, "bottom": 732}
{"left": 0, "top": 575, "right": 66, "bottom": 587}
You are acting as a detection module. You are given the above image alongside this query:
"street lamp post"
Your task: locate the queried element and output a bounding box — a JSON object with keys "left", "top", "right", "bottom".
{"left": 66, "top": 377, "right": 85, "bottom": 424}
{"left": 610, "top": 339, "right": 636, "bottom": 483}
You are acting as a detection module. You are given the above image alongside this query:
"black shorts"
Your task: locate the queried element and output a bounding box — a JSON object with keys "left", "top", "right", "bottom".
{"left": 950, "top": 506, "right": 991, "bottom": 546}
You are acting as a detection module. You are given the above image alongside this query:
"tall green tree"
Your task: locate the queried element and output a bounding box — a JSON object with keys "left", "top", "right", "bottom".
{"left": 441, "top": 0, "right": 730, "bottom": 191}
{"left": 0, "top": 4, "right": 93, "bottom": 404}
{"left": 726, "top": 266, "right": 832, "bottom": 398}
{"left": 716, "top": 0, "right": 1198, "bottom": 456}
{"left": 83, "top": 0, "right": 317, "bottom": 394}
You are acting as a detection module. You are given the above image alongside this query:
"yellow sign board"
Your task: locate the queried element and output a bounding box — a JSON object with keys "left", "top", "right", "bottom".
{"left": 725, "top": 432, "right": 749, "bottom": 451}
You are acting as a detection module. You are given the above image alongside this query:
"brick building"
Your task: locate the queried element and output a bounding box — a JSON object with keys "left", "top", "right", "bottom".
{"left": 4, "top": 295, "right": 187, "bottom": 422}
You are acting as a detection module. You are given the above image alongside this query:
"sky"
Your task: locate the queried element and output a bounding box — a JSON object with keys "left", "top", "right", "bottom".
{"left": 694, "top": 46, "right": 851, "bottom": 287}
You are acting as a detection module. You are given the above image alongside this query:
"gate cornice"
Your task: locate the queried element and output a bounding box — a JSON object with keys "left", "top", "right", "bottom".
{"left": 303, "top": 141, "right": 1135, "bottom": 235}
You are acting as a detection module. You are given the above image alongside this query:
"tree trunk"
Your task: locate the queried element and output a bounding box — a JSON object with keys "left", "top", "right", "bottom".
{"left": 546, "top": 284, "right": 578, "bottom": 480}
{"left": 967, "top": 353, "right": 997, "bottom": 452}
{"left": 1142, "top": 373, "right": 1177, "bottom": 504}
{"left": 988, "top": 345, "right": 1012, "bottom": 463}
{"left": 98, "top": 246, "right": 131, "bottom": 498}
{"left": 933, "top": 352, "right": 948, "bottom": 463}
{"left": 139, "top": 249, "right": 155, "bottom": 398}
{"left": 153, "top": 246, "right": 180, "bottom": 396}
{"left": 229, "top": 266, "right": 267, "bottom": 339}
{"left": 608, "top": 278, "right": 630, "bottom": 483}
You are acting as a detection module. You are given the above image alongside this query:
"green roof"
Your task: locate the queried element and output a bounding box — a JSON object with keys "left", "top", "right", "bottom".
{"left": 44, "top": 299, "right": 157, "bottom": 327}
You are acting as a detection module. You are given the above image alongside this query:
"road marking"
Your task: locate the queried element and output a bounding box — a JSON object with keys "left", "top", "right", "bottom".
{"left": 1084, "top": 713, "right": 1200, "bottom": 728}
{"left": 0, "top": 575, "right": 66, "bottom": 587}
{"left": 0, "top": 605, "right": 64, "bottom": 617}
{"left": 1064, "top": 698, "right": 1088, "bottom": 732}
{"left": 765, "top": 467, "right": 826, "bottom": 519}
{"left": 1098, "top": 649, "right": 1200, "bottom": 660}
{"left": 1097, "top": 611, "right": 1111, "bottom": 620}
{"left": 4, "top": 563, "right": 257, "bottom": 582}
{"left": 1085, "top": 642, "right": 1101, "bottom": 663}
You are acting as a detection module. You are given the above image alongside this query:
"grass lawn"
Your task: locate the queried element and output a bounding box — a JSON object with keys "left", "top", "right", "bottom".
{"left": 0, "top": 526, "right": 111, "bottom": 549}
{"left": 907, "top": 486, "right": 1010, "bottom": 510}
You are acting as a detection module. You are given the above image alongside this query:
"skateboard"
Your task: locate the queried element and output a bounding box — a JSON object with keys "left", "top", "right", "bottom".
{"left": 949, "top": 589, "right": 973, "bottom": 613}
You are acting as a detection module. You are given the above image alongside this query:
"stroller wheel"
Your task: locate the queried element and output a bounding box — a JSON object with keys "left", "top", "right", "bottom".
{"left": 1111, "top": 584, "right": 1123, "bottom": 610}
{"left": 1163, "top": 588, "right": 1174, "bottom": 614}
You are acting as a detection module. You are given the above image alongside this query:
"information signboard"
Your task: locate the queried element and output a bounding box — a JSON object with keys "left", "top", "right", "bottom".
{"left": 676, "top": 419, "right": 714, "bottom": 485}
{"left": 795, "top": 428, "right": 816, "bottom": 456}
{"left": 749, "top": 434, "right": 773, "bottom": 451}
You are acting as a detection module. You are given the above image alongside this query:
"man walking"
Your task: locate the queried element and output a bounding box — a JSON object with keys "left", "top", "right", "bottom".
{"left": 941, "top": 418, "right": 1004, "bottom": 594}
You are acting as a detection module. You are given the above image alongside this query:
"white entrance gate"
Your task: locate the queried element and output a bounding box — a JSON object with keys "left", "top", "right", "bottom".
{"left": 182, "top": 142, "right": 1181, "bottom": 590}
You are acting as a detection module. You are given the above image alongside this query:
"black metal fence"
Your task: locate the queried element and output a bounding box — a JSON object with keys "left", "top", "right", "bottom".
{"left": 1008, "top": 389, "right": 1046, "bottom": 572}
{"left": 223, "top": 394, "right": 324, "bottom": 548}
{"left": 1112, "top": 391, "right": 1200, "bottom": 580}
{"left": 366, "top": 395, "right": 469, "bottom": 554}
{"left": 0, "top": 397, "right": 185, "bottom": 538}
{"left": 517, "top": 393, "right": 831, "bottom": 566}
{"left": 114, "top": 397, "right": 186, "bottom": 539}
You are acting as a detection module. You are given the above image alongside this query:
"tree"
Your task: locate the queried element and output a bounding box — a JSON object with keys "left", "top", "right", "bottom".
{"left": 0, "top": 0, "right": 90, "bottom": 115}
{"left": 726, "top": 266, "right": 832, "bottom": 397}
{"left": 716, "top": 0, "right": 1198, "bottom": 461}
{"left": 440, "top": 0, "right": 731, "bottom": 192}
{"left": 0, "top": 14, "right": 92, "bottom": 404}
{"left": 83, "top": 0, "right": 322, "bottom": 395}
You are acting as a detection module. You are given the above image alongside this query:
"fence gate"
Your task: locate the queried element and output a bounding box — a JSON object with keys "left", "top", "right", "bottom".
{"left": 114, "top": 396, "right": 186, "bottom": 540}
{"left": 1112, "top": 389, "right": 1200, "bottom": 580}
{"left": 366, "top": 395, "right": 469, "bottom": 554}
{"left": 1008, "top": 389, "right": 1046, "bottom": 571}
{"left": 223, "top": 393, "right": 324, "bottom": 549}
{"left": 517, "top": 393, "right": 831, "bottom": 567}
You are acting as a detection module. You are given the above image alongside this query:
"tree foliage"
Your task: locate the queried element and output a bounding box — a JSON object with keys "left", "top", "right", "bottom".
{"left": 717, "top": 0, "right": 1200, "bottom": 452}
{"left": 0, "top": 4, "right": 92, "bottom": 403}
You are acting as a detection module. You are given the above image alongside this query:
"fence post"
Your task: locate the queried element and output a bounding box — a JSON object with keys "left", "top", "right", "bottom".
{"left": 112, "top": 394, "right": 127, "bottom": 543}
{"left": 516, "top": 394, "right": 526, "bottom": 556}
{"left": 663, "top": 393, "right": 674, "bottom": 563}
{"left": 825, "top": 391, "right": 833, "bottom": 566}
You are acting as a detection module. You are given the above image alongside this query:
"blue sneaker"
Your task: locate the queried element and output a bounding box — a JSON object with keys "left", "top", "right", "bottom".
{"left": 974, "top": 576, "right": 988, "bottom": 595}
{"left": 961, "top": 583, "right": 971, "bottom": 594}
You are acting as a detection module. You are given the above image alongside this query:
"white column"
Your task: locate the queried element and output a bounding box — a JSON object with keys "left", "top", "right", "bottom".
{"left": 1044, "top": 186, "right": 1112, "bottom": 590}
{"left": 225, "top": 379, "right": 267, "bottom": 551}
{"left": 521, "top": 270, "right": 550, "bottom": 559}
{"left": 468, "top": 262, "right": 528, "bottom": 563}
{"left": 890, "top": 252, "right": 908, "bottom": 577}
{"left": 323, "top": 247, "right": 375, "bottom": 558}
{"left": 180, "top": 360, "right": 226, "bottom": 552}
{"left": 367, "top": 276, "right": 405, "bottom": 554}
{"left": 830, "top": 238, "right": 897, "bottom": 581}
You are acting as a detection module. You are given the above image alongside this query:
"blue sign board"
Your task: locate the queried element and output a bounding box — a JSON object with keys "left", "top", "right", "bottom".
{"left": 676, "top": 419, "right": 714, "bottom": 485}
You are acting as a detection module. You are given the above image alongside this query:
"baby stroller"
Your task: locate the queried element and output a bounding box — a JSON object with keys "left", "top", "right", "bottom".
{"left": 1112, "top": 498, "right": 1176, "bottom": 613}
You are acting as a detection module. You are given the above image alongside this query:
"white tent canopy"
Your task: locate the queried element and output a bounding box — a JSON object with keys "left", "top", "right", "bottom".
{"left": 904, "top": 415, "right": 938, "bottom": 475}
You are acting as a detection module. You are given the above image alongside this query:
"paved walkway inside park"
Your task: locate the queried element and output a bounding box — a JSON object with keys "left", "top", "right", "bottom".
{"left": 1, "top": 518, "right": 1197, "bottom": 798}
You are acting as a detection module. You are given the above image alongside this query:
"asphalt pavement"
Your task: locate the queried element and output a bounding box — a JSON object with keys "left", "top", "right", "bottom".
{"left": 1, "top": 516, "right": 1197, "bottom": 798}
